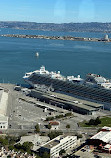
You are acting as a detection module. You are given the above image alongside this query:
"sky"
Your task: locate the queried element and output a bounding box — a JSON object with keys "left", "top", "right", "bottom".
{"left": 0, "top": 0, "right": 111, "bottom": 23}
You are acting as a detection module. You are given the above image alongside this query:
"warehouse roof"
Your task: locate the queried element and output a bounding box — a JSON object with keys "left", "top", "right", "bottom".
{"left": 90, "top": 126, "right": 111, "bottom": 144}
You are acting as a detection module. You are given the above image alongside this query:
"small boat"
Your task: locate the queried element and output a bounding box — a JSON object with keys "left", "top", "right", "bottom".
{"left": 35, "top": 52, "right": 39, "bottom": 57}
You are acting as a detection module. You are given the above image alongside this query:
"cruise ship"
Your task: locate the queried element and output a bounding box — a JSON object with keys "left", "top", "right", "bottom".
{"left": 23, "top": 66, "right": 84, "bottom": 88}
{"left": 85, "top": 73, "right": 111, "bottom": 89}
{"left": 23, "top": 66, "right": 111, "bottom": 105}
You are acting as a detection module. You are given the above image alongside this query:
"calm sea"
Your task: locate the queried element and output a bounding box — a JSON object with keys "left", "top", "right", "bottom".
{"left": 0, "top": 28, "right": 111, "bottom": 84}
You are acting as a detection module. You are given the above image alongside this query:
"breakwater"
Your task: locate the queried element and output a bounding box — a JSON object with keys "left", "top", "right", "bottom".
{"left": 1, "top": 34, "right": 110, "bottom": 42}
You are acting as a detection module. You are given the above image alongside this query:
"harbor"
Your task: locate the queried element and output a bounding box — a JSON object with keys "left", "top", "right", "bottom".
{"left": 0, "top": 83, "right": 108, "bottom": 134}
{"left": 0, "top": 28, "right": 111, "bottom": 85}
{"left": 1, "top": 1, "right": 111, "bottom": 157}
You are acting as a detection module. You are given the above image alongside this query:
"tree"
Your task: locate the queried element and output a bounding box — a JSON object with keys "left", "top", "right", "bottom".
{"left": 75, "top": 133, "right": 83, "bottom": 139}
{"left": 95, "top": 117, "right": 101, "bottom": 125}
{"left": 14, "top": 142, "right": 33, "bottom": 154}
{"left": 66, "top": 124, "right": 70, "bottom": 129}
{"left": 47, "top": 124, "right": 51, "bottom": 132}
{"left": 0, "top": 137, "right": 8, "bottom": 146}
{"left": 22, "top": 141, "right": 33, "bottom": 153}
{"left": 66, "top": 124, "right": 70, "bottom": 133}
{"left": 14, "top": 143, "right": 22, "bottom": 150}
{"left": 42, "top": 151, "right": 50, "bottom": 158}
{"left": 59, "top": 149, "right": 66, "bottom": 155}
{"left": 35, "top": 123, "right": 40, "bottom": 133}
{"left": 65, "top": 112, "right": 72, "bottom": 117}
{"left": 47, "top": 124, "right": 51, "bottom": 129}
{"left": 8, "top": 145, "right": 14, "bottom": 151}
{"left": 36, "top": 155, "right": 41, "bottom": 158}
{"left": 46, "top": 117, "right": 54, "bottom": 121}
{"left": 48, "top": 131, "right": 63, "bottom": 140}
{"left": 88, "top": 119, "right": 95, "bottom": 125}
{"left": 87, "top": 117, "right": 101, "bottom": 126}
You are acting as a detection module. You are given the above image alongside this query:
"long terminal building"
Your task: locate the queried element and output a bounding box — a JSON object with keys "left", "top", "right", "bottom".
{"left": 30, "top": 89, "right": 103, "bottom": 115}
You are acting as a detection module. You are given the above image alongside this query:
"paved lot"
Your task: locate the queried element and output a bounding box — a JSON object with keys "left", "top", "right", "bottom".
{"left": 0, "top": 83, "right": 110, "bottom": 135}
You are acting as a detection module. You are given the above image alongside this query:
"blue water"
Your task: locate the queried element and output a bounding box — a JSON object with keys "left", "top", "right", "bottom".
{"left": 0, "top": 28, "right": 111, "bottom": 84}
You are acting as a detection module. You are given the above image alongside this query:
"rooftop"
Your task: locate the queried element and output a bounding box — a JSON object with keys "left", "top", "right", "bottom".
{"left": 0, "top": 90, "right": 8, "bottom": 116}
{"left": 102, "top": 126, "right": 111, "bottom": 131}
{"left": 104, "top": 144, "right": 111, "bottom": 150}
{"left": 43, "top": 135, "right": 76, "bottom": 149}
{"left": 90, "top": 127, "right": 111, "bottom": 144}
{"left": 0, "top": 115, "right": 8, "bottom": 122}
{"left": 18, "top": 134, "right": 50, "bottom": 151}
{"left": 43, "top": 94, "right": 96, "bottom": 111}
{"left": 48, "top": 91, "right": 103, "bottom": 108}
{"left": 49, "top": 121, "right": 60, "bottom": 126}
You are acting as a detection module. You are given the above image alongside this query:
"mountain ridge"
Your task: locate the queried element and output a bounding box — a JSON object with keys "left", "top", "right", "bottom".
{"left": 0, "top": 21, "right": 111, "bottom": 32}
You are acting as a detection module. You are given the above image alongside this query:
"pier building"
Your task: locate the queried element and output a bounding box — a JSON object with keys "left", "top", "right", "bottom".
{"left": 0, "top": 87, "right": 8, "bottom": 130}
{"left": 30, "top": 89, "right": 103, "bottom": 115}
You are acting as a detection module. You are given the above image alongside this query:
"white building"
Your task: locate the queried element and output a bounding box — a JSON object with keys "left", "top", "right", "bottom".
{"left": 40, "top": 135, "right": 78, "bottom": 158}
{"left": 104, "top": 34, "right": 109, "bottom": 41}
{"left": 49, "top": 121, "right": 60, "bottom": 130}
{"left": 0, "top": 89, "right": 9, "bottom": 130}
{"left": 89, "top": 126, "right": 111, "bottom": 153}
{"left": 90, "top": 129, "right": 111, "bottom": 144}
{"left": 0, "top": 115, "right": 8, "bottom": 130}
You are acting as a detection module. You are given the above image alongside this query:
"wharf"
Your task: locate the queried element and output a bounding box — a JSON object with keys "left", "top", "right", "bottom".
{"left": 48, "top": 91, "right": 102, "bottom": 109}
{"left": 1, "top": 34, "right": 111, "bottom": 42}
{"left": 30, "top": 89, "right": 103, "bottom": 115}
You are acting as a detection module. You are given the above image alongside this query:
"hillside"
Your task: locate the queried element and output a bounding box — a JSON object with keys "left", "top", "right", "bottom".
{"left": 0, "top": 21, "right": 111, "bottom": 32}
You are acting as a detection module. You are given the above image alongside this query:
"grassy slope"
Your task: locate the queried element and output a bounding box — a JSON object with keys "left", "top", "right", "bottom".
{"left": 79, "top": 116, "right": 111, "bottom": 127}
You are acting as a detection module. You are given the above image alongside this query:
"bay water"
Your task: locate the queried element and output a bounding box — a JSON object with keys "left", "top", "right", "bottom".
{"left": 0, "top": 28, "right": 111, "bottom": 84}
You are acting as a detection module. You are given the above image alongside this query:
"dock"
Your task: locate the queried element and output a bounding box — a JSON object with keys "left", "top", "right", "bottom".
{"left": 1, "top": 34, "right": 111, "bottom": 42}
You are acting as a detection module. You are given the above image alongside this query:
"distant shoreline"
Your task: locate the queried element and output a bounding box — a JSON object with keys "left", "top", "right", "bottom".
{"left": 1, "top": 21, "right": 111, "bottom": 32}
{"left": 0, "top": 34, "right": 110, "bottom": 42}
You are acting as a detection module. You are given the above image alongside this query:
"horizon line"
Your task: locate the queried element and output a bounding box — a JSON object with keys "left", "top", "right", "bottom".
{"left": 0, "top": 20, "right": 111, "bottom": 24}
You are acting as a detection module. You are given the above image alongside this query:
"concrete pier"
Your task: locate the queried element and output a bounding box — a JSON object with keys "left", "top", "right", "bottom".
{"left": 1, "top": 34, "right": 111, "bottom": 42}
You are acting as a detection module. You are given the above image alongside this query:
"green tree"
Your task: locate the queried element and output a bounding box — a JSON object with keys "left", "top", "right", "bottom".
{"left": 6, "top": 136, "right": 17, "bottom": 145}
{"left": 42, "top": 151, "right": 50, "bottom": 158}
{"left": 75, "top": 133, "right": 82, "bottom": 139}
{"left": 36, "top": 155, "right": 41, "bottom": 158}
{"left": 66, "top": 124, "right": 70, "bottom": 133}
{"left": 0, "top": 137, "right": 8, "bottom": 146}
{"left": 65, "top": 112, "right": 72, "bottom": 117}
{"left": 8, "top": 145, "right": 14, "bottom": 151}
{"left": 35, "top": 123, "right": 40, "bottom": 133}
{"left": 14, "top": 143, "right": 22, "bottom": 150}
{"left": 47, "top": 124, "right": 51, "bottom": 129}
{"left": 59, "top": 149, "right": 66, "bottom": 156}
{"left": 46, "top": 117, "right": 54, "bottom": 121}
{"left": 47, "top": 124, "right": 51, "bottom": 132}
{"left": 95, "top": 117, "right": 101, "bottom": 125}
{"left": 87, "top": 117, "right": 101, "bottom": 126}
{"left": 88, "top": 119, "right": 95, "bottom": 125}
{"left": 48, "top": 131, "right": 63, "bottom": 140}
{"left": 22, "top": 141, "right": 33, "bottom": 153}
{"left": 66, "top": 124, "right": 70, "bottom": 129}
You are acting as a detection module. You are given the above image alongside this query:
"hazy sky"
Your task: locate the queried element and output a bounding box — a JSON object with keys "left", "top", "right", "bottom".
{"left": 0, "top": 0, "right": 111, "bottom": 23}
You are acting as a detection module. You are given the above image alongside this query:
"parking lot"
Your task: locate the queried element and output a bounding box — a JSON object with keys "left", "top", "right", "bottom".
{"left": 0, "top": 83, "right": 109, "bottom": 135}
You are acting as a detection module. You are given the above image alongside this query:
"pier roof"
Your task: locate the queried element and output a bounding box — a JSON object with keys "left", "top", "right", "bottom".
{"left": 43, "top": 94, "right": 96, "bottom": 112}
{"left": 49, "top": 91, "right": 103, "bottom": 108}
